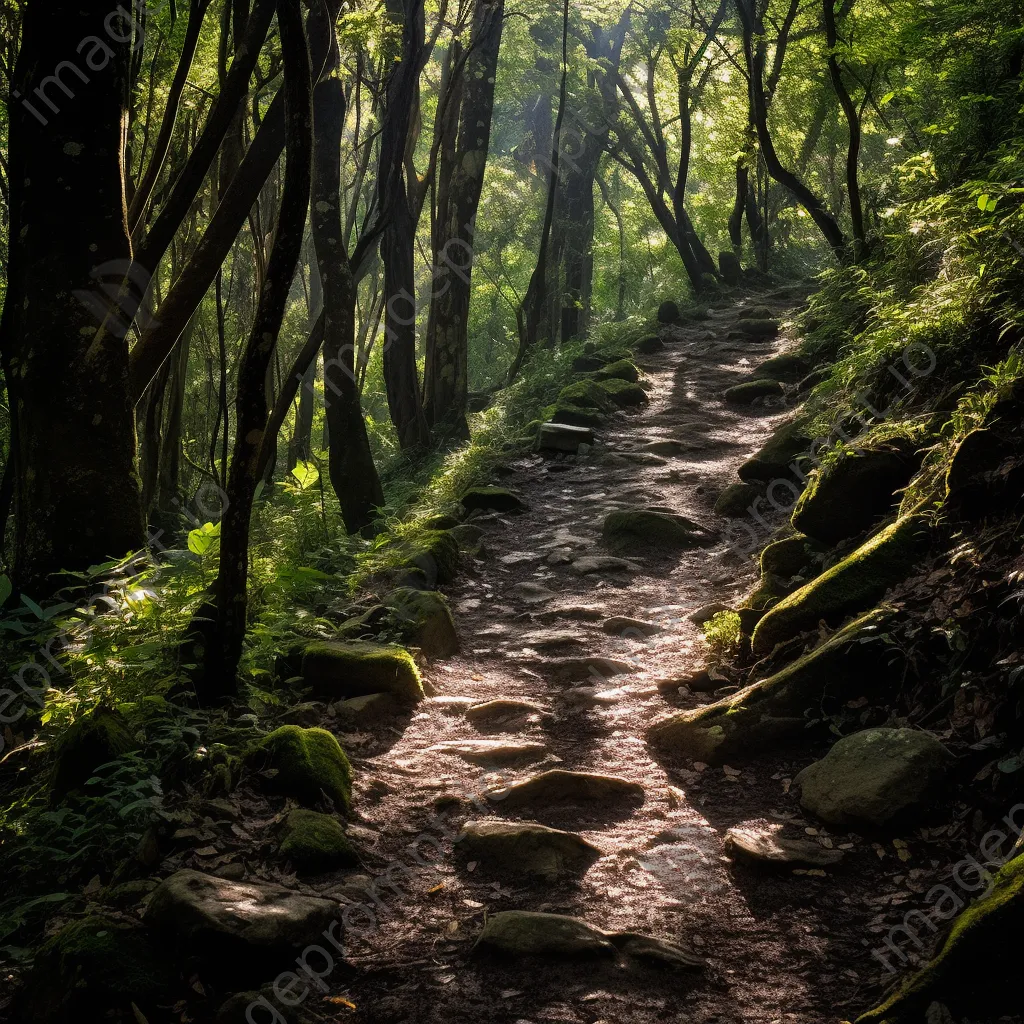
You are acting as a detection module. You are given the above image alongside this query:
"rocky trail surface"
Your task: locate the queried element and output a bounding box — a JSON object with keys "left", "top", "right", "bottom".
{"left": 303, "top": 292, "right": 908, "bottom": 1024}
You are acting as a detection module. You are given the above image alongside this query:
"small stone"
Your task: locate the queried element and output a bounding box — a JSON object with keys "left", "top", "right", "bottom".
{"left": 723, "top": 825, "right": 845, "bottom": 869}
{"left": 539, "top": 656, "right": 635, "bottom": 682}
{"left": 537, "top": 603, "right": 606, "bottom": 622}
{"left": 466, "top": 699, "right": 549, "bottom": 727}
{"left": 491, "top": 769, "right": 644, "bottom": 809}
{"left": 513, "top": 582, "right": 558, "bottom": 605}
{"left": 611, "top": 932, "right": 704, "bottom": 970}
{"left": 476, "top": 911, "right": 615, "bottom": 957}
{"left": 335, "top": 692, "right": 399, "bottom": 725}
{"left": 521, "top": 629, "right": 586, "bottom": 652}
{"left": 461, "top": 486, "right": 525, "bottom": 513}
{"left": 602, "top": 616, "right": 661, "bottom": 637}
{"left": 643, "top": 439, "right": 690, "bottom": 456}
{"left": 572, "top": 555, "right": 644, "bottom": 575}
{"left": 456, "top": 820, "right": 601, "bottom": 881}
{"left": 430, "top": 739, "right": 549, "bottom": 765}
{"left": 689, "top": 603, "right": 731, "bottom": 625}
{"left": 723, "top": 379, "right": 785, "bottom": 405}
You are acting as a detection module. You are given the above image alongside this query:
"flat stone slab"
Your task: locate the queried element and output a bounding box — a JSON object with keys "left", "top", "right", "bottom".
{"left": 513, "top": 583, "right": 558, "bottom": 605}
{"left": 602, "top": 616, "right": 661, "bottom": 637}
{"left": 723, "top": 825, "right": 845, "bottom": 869}
{"left": 572, "top": 555, "right": 644, "bottom": 575}
{"left": 466, "top": 699, "right": 549, "bottom": 727}
{"left": 537, "top": 604, "right": 606, "bottom": 622}
{"left": 476, "top": 911, "right": 615, "bottom": 957}
{"left": 538, "top": 422, "right": 595, "bottom": 452}
{"left": 430, "top": 739, "right": 549, "bottom": 766}
{"left": 490, "top": 769, "right": 644, "bottom": 809}
{"left": 610, "top": 932, "right": 704, "bottom": 969}
{"left": 521, "top": 629, "right": 586, "bottom": 652}
{"left": 539, "top": 656, "right": 635, "bottom": 682}
{"left": 456, "top": 820, "right": 601, "bottom": 881}
{"left": 144, "top": 870, "right": 337, "bottom": 950}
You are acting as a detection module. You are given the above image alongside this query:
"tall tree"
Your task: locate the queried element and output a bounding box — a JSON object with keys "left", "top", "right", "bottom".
{"left": 422, "top": 0, "right": 505, "bottom": 440}
{"left": 1, "top": 0, "right": 146, "bottom": 594}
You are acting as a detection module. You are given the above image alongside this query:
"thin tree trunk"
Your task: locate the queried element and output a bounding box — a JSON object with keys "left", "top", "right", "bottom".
{"left": 197, "top": 0, "right": 312, "bottom": 700}
{"left": 312, "top": 17, "right": 384, "bottom": 533}
{"left": 422, "top": 0, "right": 505, "bottom": 438}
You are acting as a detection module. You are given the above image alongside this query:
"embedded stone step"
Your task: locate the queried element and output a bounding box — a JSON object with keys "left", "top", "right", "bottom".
{"left": 456, "top": 820, "right": 601, "bottom": 881}
{"left": 538, "top": 422, "right": 595, "bottom": 453}
{"left": 490, "top": 769, "right": 644, "bottom": 809}
{"left": 723, "top": 825, "right": 845, "bottom": 869}
{"left": 465, "top": 699, "right": 549, "bottom": 728}
{"left": 430, "top": 739, "right": 549, "bottom": 766}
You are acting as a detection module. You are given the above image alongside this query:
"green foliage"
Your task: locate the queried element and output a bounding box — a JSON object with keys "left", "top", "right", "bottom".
{"left": 702, "top": 612, "right": 743, "bottom": 659}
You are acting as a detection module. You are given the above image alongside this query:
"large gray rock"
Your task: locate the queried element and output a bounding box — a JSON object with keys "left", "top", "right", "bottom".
{"left": 144, "top": 869, "right": 338, "bottom": 951}
{"left": 456, "top": 820, "right": 601, "bottom": 880}
{"left": 795, "top": 728, "right": 954, "bottom": 830}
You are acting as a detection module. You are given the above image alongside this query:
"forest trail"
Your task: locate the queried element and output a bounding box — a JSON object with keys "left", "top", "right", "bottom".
{"left": 327, "top": 290, "right": 882, "bottom": 1024}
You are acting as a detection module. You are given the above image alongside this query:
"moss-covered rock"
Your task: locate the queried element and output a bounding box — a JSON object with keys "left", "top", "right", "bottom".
{"left": 760, "top": 536, "right": 816, "bottom": 578}
{"left": 599, "top": 378, "right": 649, "bottom": 407}
{"left": 383, "top": 588, "right": 459, "bottom": 658}
{"left": 559, "top": 379, "right": 616, "bottom": 412}
{"left": 603, "top": 508, "right": 709, "bottom": 553}
{"left": 303, "top": 641, "right": 423, "bottom": 704}
{"left": 548, "top": 402, "right": 604, "bottom": 428}
{"left": 592, "top": 358, "right": 640, "bottom": 383}
{"left": 714, "top": 482, "right": 762, "bottom": 518}
{"left": 15, "top": 916, "right": 174, "bottom": 1023}
{"left": 648, "top": 608, "right": 896, "bottom": 765}
{"left": 856, "top": 853, "right": 1024, "bottom": 1023}
{"left": 279, "top": 809, "right": 359, "bottom": 874}
{"left": 461, "top": 486, "right": 526, "bottom": 513}
{"left": 658, "top": 300, "right": 681, "bottom": 323}
{"left": 738, "top": 419, "right": 812, "bottom": 483}
{"left": 738, "top": 305, "right": 773, "bottom": 320}
{"left": 741, "top": 572, "right": 789, "bottom": 612}
{"left": 51, "top": 705, "right": 137, "bottom": 802}
{"left": 245, "top": 725, "right": 353, "bottom": 810}
{"left": 792, "top": 442, "right": 920, "bottom": 545}
{"left": 752, "top": 352, "right": 811, "bottom": 381}
{"left": 738, "top": 318, "right": 780, "bottom": 338}
{"left": 750, "top": 517, "right": 927, "bottom": 657}
{"left": 635, "top": 335, "right": 666, "bottom": 355}
{"left": 571, "top": 348, "right": 631, "bottom": 373}
{"left": 399, "top": 529, "right": 460, "bottom": 584}
{"left": 723, "top": 379, "right": 785, "bottom": 406}
{"left": 795, "top": 727, "right": 953, "bottom": 830}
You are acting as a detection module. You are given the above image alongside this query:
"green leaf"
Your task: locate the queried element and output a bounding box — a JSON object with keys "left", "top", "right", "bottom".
{"left": 290, "top": 460, "right": 320, "bottom": 490}
{"left": 977, "top": 194, "right": 998, "bottom": 212}
{"left": 187, "top": 521, "right": 221, "bottom": 557}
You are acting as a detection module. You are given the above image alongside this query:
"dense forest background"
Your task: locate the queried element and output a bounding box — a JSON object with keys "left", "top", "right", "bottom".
{"left": 1, "top": 0, "right": 1024, "bottom": 1021}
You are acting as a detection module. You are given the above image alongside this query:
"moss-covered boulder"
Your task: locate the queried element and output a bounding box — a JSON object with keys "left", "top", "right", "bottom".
{"left": 592, "top": 358, "right": 640, "bottom": 383}
{"left": 795, "top": 727, "right": 953, "bottom": 830}
{"left": 383, "top": 588, "right": 459, "bottom": 659}
{"left": 723, "top": 379, "right": 784, "bottom": 406}
{"left": 51, "top": 705, "right": 137, "bottom": 802}
{"left": 548, "top": 403, "right": 604, "bottom": 428}
{"left": 635, "top": 335, "right": 666, "bottom": 355}
{"left": 760, "top": 536, "right": 815, "bottom": 578}
{"left": 737, "top": 318, "right": 780, "bottom": 338}
{"left": 714, "top": 482, "right": 762, "bottom": 518}
{"left": 792, "top": 443, "right": 920, "bottom": 545}
{"left": 750, "top": 517, "right": 927, "bottom": 657}
{"left": 738, "top": 305, "right": 773, "bottom": 320}
{"left": 599, "top": 378, "right": 649, "bottom": 407}
{"left": 15, "top": 916, "right": 174, "bottom": 1023}
{"left": 303, "top": 641, "right": 423, "bottom": 704}
{"left": 603, "top": 508, "right": 709, "bottom": 553}
{"left": 244, "top": 725, "right": 353, "bottom": 810}
{"left": 571, "top": 348, "right": 631, "bottom": 373}
{"left": 752, "top": 352, "right": 811, "bottom": 382}
{"left": 279, "top": 809, "right": 359, "bottom": 874}
{"left": 658, "top": 300, "right": 681, "bottom": 323}
{"left": 856, "top": 853, "right": 1024, "bottom": 1023}
{"left": 740, "top": 572, "right": 789, "bottom": 612}
{"left": 738, "top": 419, "right": 812, "bottom": 482}
{"left": 559, "top": 379, "right": 616, "bottom": 412}
{"left": 648, "top": 608, "right": 896, "bottom": 765}
{"left": 399, "top": 529, "right": 460, "bottom": 585}
{"left": 461, "top": 486, "right": 525, "bottom": 513}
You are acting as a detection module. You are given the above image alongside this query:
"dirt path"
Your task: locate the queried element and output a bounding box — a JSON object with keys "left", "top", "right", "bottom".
{"left": 330, "top": 293, "right": 884, "bottom": 1024}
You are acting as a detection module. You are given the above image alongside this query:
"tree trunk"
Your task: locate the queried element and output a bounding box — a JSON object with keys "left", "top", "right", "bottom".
{"left": 197, "top": 0, "right": 312, "bottom": 700}
{"left": 1, "top": 0, "right": 145, "bottom": 595}
{"left": 422, "top": 0, "right": 505, "bottom": 439}
{"left": 312, "top": 23, "right": 385, "bottom": 533}
{"left": 823, "top": 0, "right": 865, "bottom": 257}
{"left": 379, "top": 0, "right": 431, "bottom": 451}
{"left": 736, "top": 0, "right": 848, "bottom": 259}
